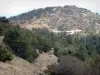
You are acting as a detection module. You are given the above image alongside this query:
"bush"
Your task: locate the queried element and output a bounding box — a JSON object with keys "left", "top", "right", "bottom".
{"left": 0, "top": 17, "right": 11, "bottom": 36}
{"left": 0, "top": 44, "right": 13, "bottom": 62}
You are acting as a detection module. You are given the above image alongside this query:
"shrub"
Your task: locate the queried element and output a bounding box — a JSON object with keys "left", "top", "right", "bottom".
{"left": 0, "top": 17, "right": 11, "bottom": 36}
{"left": 0, "top": 44, "right": 13, "bottom": 62}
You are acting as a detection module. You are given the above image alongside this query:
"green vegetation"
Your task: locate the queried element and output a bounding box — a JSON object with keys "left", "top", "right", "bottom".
{"left": 0, "top": 43, "right": 13, "bottom": 62}
{"left": 3, "top": 26, "right": 97, "bottom": 63}
{"left": 0, "top": 17, "right": 13, "bottom": 62}
{"left": 43, "top": 33, "right": 100, "bottom": 75}
{"left": 3, "top": 26, "right": 53, "bottom": 62}
{"left": 0, "top": 20, "right": 100, "bottom": 75}
{"left": 0, "top": 17, "right": 11, "bottom": 36}
{"left": 52, "top": 34, "right": 100, "bottom": 61}
{"left": 2, "top": 20, "right": 100, "bottom": 74}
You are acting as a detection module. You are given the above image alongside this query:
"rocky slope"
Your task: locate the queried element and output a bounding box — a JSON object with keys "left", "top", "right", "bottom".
{"left": 0, "top": 51, "right": 57, "bottom": 75}
{"left": 10, "top": 5, "right": 100, "bottom": 33}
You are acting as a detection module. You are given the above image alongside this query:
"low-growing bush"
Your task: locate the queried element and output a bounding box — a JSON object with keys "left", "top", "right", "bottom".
{"left": 0, "top": 44, "right": 13, "bottom": 62}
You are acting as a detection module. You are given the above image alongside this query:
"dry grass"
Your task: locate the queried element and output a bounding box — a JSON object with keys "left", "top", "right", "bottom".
{"left": 0, "top": 52, "right": 57, "bottom": 75}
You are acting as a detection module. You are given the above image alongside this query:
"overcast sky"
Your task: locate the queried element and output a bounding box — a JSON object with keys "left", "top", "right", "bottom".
{"left": 0, "top": 0, "right": 99, "bottom": 17}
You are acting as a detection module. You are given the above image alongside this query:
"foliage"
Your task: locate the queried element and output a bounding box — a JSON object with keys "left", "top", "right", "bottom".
{"left": 4, "top": 25, "right": 100, "bottom": 62}
{"left": 3, "top": 26, "right": 53, "bottom": 62}
{"left": 0, "top": 43, "right": 13, "bottom": 62}
{"left": 0, "top": 16, "right": 11, "bottom": 35}
{"left": 52, "top": 34, "right": 100, "bottom": 61}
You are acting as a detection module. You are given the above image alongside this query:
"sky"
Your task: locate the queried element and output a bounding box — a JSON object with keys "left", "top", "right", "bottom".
{"left": 0, "top": 0, "right": 99, "bottom": 17}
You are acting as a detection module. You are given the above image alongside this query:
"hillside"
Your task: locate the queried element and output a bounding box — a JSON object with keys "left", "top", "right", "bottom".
{"left": 1, "top": 5, "right": 100, "bottom": 75}
{"left": 10, "top": 5, "right": 100, "bottom": 34}
{"left": 0, "top": 52, "right": 57, "bottom": 75}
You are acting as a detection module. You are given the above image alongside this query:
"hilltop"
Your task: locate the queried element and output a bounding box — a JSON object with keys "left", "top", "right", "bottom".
{"left": 10, "top": 5, "right": 100, "bottom": 34}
